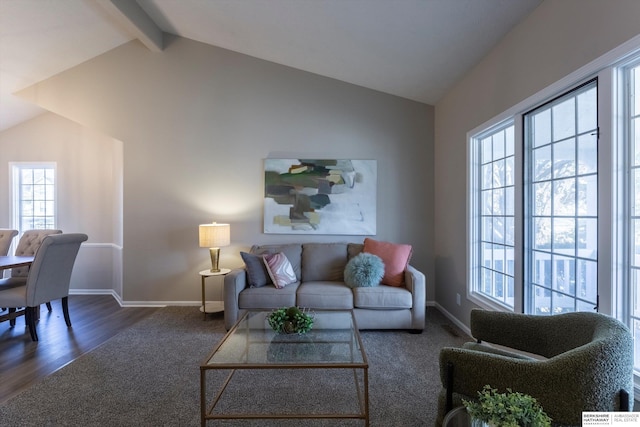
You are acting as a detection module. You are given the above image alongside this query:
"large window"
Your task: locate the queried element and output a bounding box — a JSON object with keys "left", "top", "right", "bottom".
{"left": 467, "top": 37, "right": 640, "bottom": 393}
{"left": 524, "top": 81, "right": 599, "bottom": 315}
{"left": 11, "top": 163, "right": 57, "bottom": 233}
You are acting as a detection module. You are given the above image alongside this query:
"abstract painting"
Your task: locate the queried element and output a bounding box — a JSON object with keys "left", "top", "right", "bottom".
{"left": 264, "top": 159, "right": 376, "bottom": 235}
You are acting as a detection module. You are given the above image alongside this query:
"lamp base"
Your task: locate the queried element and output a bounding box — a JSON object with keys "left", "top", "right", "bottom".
{"left": 209, "top": 247, "right": 221, "bottom": 272}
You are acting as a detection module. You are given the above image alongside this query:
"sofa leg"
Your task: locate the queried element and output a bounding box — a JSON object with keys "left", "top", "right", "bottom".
{"left": 446, "top": 362, "right": 454, "bottom": 412}
{"left": 620, "top": 389, "right": 630, "bottom": 411}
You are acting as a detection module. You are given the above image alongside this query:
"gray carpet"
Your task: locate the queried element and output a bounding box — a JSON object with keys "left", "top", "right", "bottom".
{"left": 0, "top": 307, "right": 470, "bottom": 426}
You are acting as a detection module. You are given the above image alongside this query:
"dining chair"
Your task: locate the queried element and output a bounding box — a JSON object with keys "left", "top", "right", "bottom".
{"left": 11, "top": 229, "right": 63, "bottom": 277}
{"left": 0, "top": 233, "right": 88, "bottom": 341}
{"left": 5, "top": 229, "right": 63, "bottom": 314}
{"left": 0, "top": 229, "right": 18, "bottom": 256}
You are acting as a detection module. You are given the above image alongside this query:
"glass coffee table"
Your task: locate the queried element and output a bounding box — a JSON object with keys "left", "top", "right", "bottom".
{"left": 200, "top": 309, "right": 369, "bottom": 426}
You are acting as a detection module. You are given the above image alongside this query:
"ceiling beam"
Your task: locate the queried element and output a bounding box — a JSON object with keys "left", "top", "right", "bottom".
{"left": 96, "top": 0, "right": 164, "bottom": 52}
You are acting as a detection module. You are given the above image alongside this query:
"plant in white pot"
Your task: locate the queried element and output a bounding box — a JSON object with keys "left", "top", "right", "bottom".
{"left": 462, "top": 385, "right": 552, "bottom": 427}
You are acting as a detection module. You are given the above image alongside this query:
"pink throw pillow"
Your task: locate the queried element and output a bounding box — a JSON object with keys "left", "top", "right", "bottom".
{"left": 263, "top": 252, "right": 297, "bottom": 289}
{"left": 362, "top": 238, "right": 413, "bottom": 287}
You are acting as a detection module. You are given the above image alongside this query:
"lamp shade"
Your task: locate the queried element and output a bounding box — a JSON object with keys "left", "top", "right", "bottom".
{"left": 199, "top": 222, "right": 230, "bottom": 248}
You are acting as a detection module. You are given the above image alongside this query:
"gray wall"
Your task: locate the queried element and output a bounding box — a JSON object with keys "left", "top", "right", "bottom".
{"left": 14, "top": 36, "right": 434, "bottom": 304}
{"left": 0, "top": 113, "right": 122, "bottom": 292}
{"left": 434, "top": 0, "right": 640, "bottom": 326}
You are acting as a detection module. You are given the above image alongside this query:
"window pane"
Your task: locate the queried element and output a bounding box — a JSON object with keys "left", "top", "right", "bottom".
{"left": 493, "top": 132, "right": 505, "bottom": 159}
{"left": 552, "top": 98, "right": 575, "bottom": 141}
{"left": 577, "top": 133, "right": 597, "bottom": 174}
{"left": 533, "top": 146, "right": 551, "bottom": 181}
{"left": 553, "top": 218, "right": 575, "bottom": 256}
{"left": 577, "top": 87, "right": 597, "bottom": 134}
{"left": 577, "top": 218, "right": 597, "bottom": 259}
{"left": 553, "top": 178, "right": 576, "bottom": 216}
{"left": 533, "top": 218, "right": 551, "bottom": 250}
{"left": 577, "top": 259, "right": 597, "bottom": 302}
{"left": 553, "top": 138, "right": 576, "bottom": 178}
{"left": 578, "top": 175, "right": 597, "bottom": 216}
{"left": 532, "top": 110, "right": 551, "bottom": 148}
{"left": 534, "top": 182, "right": 552, "bottom": 216}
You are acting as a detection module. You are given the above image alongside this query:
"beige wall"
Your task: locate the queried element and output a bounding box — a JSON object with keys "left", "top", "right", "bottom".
{"left": 0, "top": 113, "right": 122, "bottom": 292}
{"left": 13, "top": 36, "right": 434, "bottom": 304}
{"left": 434, "top": 0, "right": 640, "bottom": 326}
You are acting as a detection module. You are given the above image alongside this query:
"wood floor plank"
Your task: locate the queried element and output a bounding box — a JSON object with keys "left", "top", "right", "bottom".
{"left": 0, "top": 295, "right": 157, "bottom": 404}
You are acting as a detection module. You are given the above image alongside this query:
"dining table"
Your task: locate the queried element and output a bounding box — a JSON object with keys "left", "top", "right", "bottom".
{"left": 0, "top": 255, "right": 34, "bottom": 271}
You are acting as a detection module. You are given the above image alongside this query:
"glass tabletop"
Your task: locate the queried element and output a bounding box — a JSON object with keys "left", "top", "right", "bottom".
{"left": 203, "top": 310, "right": 367, "bottom": 367}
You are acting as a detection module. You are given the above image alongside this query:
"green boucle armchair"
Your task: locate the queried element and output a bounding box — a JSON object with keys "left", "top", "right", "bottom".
{"left": 437, "top": 309, "right": 634, "bottom": 427}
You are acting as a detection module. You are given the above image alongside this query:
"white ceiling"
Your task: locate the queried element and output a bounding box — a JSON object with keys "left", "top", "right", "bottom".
{"left": 0, "top": 0, "right": 542, "bottom": 132}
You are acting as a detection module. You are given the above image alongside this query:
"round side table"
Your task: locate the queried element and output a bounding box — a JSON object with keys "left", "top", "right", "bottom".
{"left": 199, "top": 268, "right": 230, "bottom": 320}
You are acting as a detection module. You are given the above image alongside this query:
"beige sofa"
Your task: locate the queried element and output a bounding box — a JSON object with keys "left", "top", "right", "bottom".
{"left": 223, "top": 242, "right": 426, "bottom": 331}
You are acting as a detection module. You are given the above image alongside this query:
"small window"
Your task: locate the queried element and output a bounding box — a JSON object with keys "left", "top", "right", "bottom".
{"left": 470, "top": 122, "right": 516, "bottom": 309}
{"left": 11, "top": 163, "right": 57, "bottom": 233}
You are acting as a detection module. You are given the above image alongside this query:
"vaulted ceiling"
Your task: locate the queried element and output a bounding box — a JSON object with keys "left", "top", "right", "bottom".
{"left": 0, "top": 0, "right": 542, "bottom": 132}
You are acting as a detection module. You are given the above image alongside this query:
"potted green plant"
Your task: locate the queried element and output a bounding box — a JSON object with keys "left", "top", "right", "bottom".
{"left": 462, "top": 385, "right": 552, "bottom": 427}
{"left": 267, "top": 306, "right": 314, "bottom": 334}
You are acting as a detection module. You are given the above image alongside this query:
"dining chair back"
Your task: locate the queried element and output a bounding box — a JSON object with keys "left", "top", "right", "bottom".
{"left": 0, "top": 229, "right": 18, "bottom": 256}
{"left": 0, "top": 233, "right": 88, "bottom": 341}
{"left": 11, "top": 229, "right": 62, "bottom": 277}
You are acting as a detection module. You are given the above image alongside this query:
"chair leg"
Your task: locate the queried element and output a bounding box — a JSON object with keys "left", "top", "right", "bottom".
{"left": 46, "top": 302, "right": 52, "bottom": 312}
{"left": 26, "top": 307, "right": 38, "bottom": 341}
{"left": 9, "top": 308, "right": 16, "bottom": 326}
{"left": 62, "top": 296, "right": 72, "bottom": 327}
{"left": 620, "top": 389, "right": 630, "bottom": 411}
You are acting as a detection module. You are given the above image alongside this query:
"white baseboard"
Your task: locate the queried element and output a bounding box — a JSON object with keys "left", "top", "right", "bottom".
{"left": 431, "top": 301, "right": 472, "bottom": 337}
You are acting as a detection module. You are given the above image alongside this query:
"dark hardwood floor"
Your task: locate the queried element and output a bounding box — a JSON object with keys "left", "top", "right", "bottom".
{"left": 0, "top": 294, "right": 157, "bottom": 404}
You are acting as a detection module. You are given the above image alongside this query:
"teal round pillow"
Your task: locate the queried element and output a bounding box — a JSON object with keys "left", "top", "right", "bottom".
{"left": 344, "top": 253, "right": 385, "bottom": 288}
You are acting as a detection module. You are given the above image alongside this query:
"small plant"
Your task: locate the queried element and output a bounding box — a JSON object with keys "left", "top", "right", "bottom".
{"left": 268, "top": 306, "right": 314, "bottom": 334}
{"left": 463, "top": 385, "right": 552, "bottom": 427}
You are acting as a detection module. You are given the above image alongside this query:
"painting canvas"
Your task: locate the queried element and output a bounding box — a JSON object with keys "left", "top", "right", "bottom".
{"left": 264, "top": 159, "right": 377, "bottom": 235}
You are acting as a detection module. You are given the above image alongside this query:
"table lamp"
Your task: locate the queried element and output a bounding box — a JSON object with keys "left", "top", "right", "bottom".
{"left": 199, "top": 222, "right": 230, "bottom": 272}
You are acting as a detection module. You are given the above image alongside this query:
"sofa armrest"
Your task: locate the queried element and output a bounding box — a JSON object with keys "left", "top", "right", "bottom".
{"left": 405, "top": 264, "right": 426, "bottom": 331}
{"left": 223, "top": 268, "right": 248, "bottom": 330}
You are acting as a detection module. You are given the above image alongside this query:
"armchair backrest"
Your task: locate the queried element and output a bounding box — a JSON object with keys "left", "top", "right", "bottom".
{"left": 25, "top": 233, "right": 88, "bottom": 306}
{"left": 470, "top": 308, "right": 606, "bottom": 358}
{"left": 0, "top": 229, "right": 18, "bottom": 256}
{"left": 12, "top": 229, "right": 63, "bottom": 277}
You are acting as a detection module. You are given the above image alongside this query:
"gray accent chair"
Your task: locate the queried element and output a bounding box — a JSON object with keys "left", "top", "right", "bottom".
{"left": 0, "top": 233, "right": 88, "bottom": 341}
{"left": 438, "top": 309, "right": 634, "bottom": 427}
{"left": 0, "top": 229, "right": 18, "bottom": 256}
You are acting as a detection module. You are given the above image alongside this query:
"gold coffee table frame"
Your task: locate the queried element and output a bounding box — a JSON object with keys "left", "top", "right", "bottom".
{"left": 200, "top": 309, "right": 369, "bottom": 426}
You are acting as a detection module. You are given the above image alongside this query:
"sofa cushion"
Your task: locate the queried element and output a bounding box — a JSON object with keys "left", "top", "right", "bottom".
{"left": 363, "top": 238, "right": 412, "bottom": 287}
{"left": 347, "top": 243, "right": 364, "bottom": 260}
{"left": 240, "top": 251, "right": 271, "bottom": 287}
{"left": 301, "top": 243, "right": 348, "bottom": 282}
{"left": 353, "top": 285, "right": 412, "bottom": 309}
{"left": 251, "top": 244, "right": 302, "bottom": 280}
{"left": 239, "top": 282, "right": 299, "bottom": 309}
{"left": 297, "top": 282, "right": 354, "bottom": 309}
{"left": 263, "top": 252, "right": 297, "bottom": 289}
